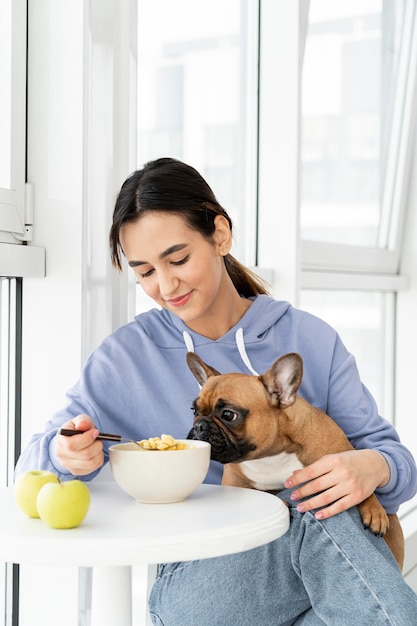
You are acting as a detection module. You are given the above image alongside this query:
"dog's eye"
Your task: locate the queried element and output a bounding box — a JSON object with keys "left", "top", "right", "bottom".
{"left": 221, "top": 409, "right": 239, "bottom": 422}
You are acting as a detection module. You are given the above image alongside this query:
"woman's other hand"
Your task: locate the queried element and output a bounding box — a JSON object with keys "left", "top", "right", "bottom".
{"left": 284, "top": 449, "right": 390, "bottom": 521}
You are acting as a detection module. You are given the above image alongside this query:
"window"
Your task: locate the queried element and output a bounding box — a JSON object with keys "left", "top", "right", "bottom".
{"left": 0, "top": 0, "right": 27, "bottom": 245}
{"left": 0, "top": 278, "right": 20, "bottom": 487}
{"left": 299, "top": 0, "right": 417, "bottom": 428}
{"left": 136, "top": 0, "right": 259, "bottom": 315}
{"left": 300, "top": 0, "right": 408, "bottom": 252}
{"left": 299, "top": 289, "right": 395, "bottom": 420}
{"left": 0, "top": 1, "right": 12, "bottom": 190}
{"left": 0, "top": 277, "right": 21, "bottom": 626}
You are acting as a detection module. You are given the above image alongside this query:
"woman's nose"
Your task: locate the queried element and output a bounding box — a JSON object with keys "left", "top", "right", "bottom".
{"left": 157, "top": 271, "right": 179, "bottom": 296}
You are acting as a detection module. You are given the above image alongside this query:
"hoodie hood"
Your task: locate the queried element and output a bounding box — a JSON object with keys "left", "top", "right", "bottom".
{"left": 134, "top": 295, "right": 291, "bottom": 376}
{"left": 183, "top": 327, "right": 260, "bottom": 376}
{"left": 135, "top": 294, "right": 291, "bottom": 349}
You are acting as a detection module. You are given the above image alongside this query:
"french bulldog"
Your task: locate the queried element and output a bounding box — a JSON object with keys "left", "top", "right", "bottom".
{"left": 186, "top": 351, "right": 404, "bottom": 570}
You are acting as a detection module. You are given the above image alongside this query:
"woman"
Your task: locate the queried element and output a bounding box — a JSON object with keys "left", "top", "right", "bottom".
{"left": 16, "top": 157, "right": 417, "bottom": 624}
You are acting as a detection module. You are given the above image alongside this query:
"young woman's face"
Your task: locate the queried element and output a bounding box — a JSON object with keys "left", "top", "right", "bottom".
{"left": 119, "top": 212, "right": 232, "bottom": 332}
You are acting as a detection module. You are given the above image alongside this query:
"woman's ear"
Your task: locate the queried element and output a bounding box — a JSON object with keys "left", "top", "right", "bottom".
{"left": 213, "top": 215, "right": 232, "bottom": 255}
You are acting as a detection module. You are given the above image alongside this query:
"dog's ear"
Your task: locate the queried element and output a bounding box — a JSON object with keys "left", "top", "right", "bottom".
{"left": 260, "top": 353, "right": 303, "bottom": 408}
{"left": 186, "top": 352, "right": 222, "bottom": 386}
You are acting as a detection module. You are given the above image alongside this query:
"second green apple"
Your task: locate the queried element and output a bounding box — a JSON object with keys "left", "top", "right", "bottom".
{"left": 36, "top": 479, "right": 91, "bottom": 529}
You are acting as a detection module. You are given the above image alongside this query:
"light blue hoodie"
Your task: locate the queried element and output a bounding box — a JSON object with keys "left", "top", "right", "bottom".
{"left": 15, "top": 295, "right": 417, "bottom": 513}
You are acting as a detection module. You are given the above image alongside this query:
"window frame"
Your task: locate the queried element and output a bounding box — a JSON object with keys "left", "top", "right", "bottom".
{"left": 0, "top": 0, "right": 27, "bottom": 244}
{"left": 300, "top": 0, "right": 417, "bottom": 276}
{"left": 0, "top": 277, "right": 22, "bottom": 626}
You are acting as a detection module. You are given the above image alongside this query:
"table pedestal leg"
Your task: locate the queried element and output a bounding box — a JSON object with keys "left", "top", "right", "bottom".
{"left": 90, "top": 566, "right": 132, "bottom": 626}
{"left": 78, "top": 567, "right": 93, "bottom": 626}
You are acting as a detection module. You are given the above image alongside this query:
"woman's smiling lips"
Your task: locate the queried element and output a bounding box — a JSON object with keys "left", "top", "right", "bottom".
{"left": 165, "top": 291, "right": 194, "bottom": 307}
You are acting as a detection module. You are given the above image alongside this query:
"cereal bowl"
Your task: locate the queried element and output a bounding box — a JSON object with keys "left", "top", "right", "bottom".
{"left": 109, "top": 440, "right": 211, "bottom": 503}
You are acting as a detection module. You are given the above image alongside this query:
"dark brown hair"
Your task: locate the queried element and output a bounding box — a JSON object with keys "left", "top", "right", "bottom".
{"left": 110, "top": 157, "right": 270, "bottom": 297}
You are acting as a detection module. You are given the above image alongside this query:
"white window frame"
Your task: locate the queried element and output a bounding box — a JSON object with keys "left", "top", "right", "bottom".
{"left": 0, "top": 0, "right": 44, "bottom": 278}
{"left": 301, "top": 0, "right": 417, "bottom": 278}
{"left": 0, "top": 0, "right": 27, "bottom": 244}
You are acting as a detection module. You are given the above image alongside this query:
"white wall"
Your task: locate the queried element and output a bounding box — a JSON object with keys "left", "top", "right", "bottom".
{"left": 396, "top": 147, "right": 417, "bottom": 462}
{"left": 22, "top": 0, "right": 84, "bottom": 447}
{"left": 19, "top": 2, "right": 139, "bottom": 623}
{"left": 396, "top": 126, "right": 417, "bottom": 587}
{"left": 20, "top": 3, "right": 84, "bottom": 624}
{"left": 22, "top": 0, "right": 136, "bottom": 447}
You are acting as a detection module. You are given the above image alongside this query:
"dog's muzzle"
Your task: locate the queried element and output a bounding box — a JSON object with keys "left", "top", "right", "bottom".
{"left": 187, "top": 418, "right": 254, "bottom": 464}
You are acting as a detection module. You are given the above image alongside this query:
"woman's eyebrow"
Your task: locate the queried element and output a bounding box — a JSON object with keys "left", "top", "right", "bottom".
{"left": 128, "top": 243, "right": 188, "bottom": 267}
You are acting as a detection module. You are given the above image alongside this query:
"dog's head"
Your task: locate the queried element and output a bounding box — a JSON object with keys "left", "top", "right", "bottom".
{"left": 186, "top": 352, "right": 303, "bottom": 464}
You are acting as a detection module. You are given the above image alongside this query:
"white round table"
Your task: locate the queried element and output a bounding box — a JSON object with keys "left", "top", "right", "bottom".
{"left": 0, "top": 481, "right": 290, "bottom": 625}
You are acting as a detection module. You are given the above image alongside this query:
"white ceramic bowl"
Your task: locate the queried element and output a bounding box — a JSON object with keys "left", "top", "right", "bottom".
{"left": 109, "top": 440, "right": 211, "bottom": 503}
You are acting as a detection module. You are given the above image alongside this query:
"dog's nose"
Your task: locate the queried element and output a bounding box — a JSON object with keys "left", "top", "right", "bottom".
{"left": 193, "top": 419, "right": 210, "bottom": 434}
{"left": 186, "top": 419, "right": 210, "bottom": 441}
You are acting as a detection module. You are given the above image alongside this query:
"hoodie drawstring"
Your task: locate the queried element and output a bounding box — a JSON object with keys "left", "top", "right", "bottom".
{"left": 182, "top": 328, "right": 259, "bottom": 376}
{"left": 235, "top": 328, "right": 259, "bottom": 375}
{"left": 183, "top": 331, "right": 194, "bottom": 352}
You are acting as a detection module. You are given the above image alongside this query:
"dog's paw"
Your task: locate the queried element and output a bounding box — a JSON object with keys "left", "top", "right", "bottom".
{"left": 358, "top": 495, "right": 390, "bottom": 537}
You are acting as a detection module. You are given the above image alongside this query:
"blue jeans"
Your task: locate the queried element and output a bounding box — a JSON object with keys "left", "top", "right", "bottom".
{"left": 148, "top": 491, "right": 417, "bottom": 625}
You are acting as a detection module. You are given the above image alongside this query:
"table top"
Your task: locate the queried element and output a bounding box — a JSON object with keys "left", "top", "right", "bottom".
{"left": 0, "top": 481, "right": 289, "bottom": 567}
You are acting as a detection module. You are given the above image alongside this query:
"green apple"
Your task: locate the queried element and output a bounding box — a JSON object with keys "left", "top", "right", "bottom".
{"left": 36, "top": 479, "right": 90, "bottom": 529}
{"left": 14, "top": 470, "right": 60, "bottom": 518}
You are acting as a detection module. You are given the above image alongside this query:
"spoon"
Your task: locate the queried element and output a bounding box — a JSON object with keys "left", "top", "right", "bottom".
{"left": 59, "top": 428, "right": 145, "bottom": 448}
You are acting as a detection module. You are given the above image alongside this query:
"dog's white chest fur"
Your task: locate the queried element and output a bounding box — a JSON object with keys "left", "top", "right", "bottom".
{"left": 240, "top": 453, "right": 304, "bottom": 491}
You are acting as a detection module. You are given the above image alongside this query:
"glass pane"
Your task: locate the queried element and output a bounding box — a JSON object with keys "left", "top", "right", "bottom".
{"left": 301, "top": 0, "right": 405, "bottom": 246}
{"left": 0, "top": 0, "right": 12, "bottom": 189}
{"left": 299, "top": 289, "right": 394, "bottom": 421}
{"left": 0, "top": 277, "right": 17, "bottom": 626}
{"left": 137, "top": 0, "right": 257, "bottom": 284}
{"left": 0, "top": 277, "right": 17, "bottom": 487}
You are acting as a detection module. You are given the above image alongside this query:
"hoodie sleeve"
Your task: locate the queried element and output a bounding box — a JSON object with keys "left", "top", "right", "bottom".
{"left": 325, "top": 337, "right": 417, "bottom": 514}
